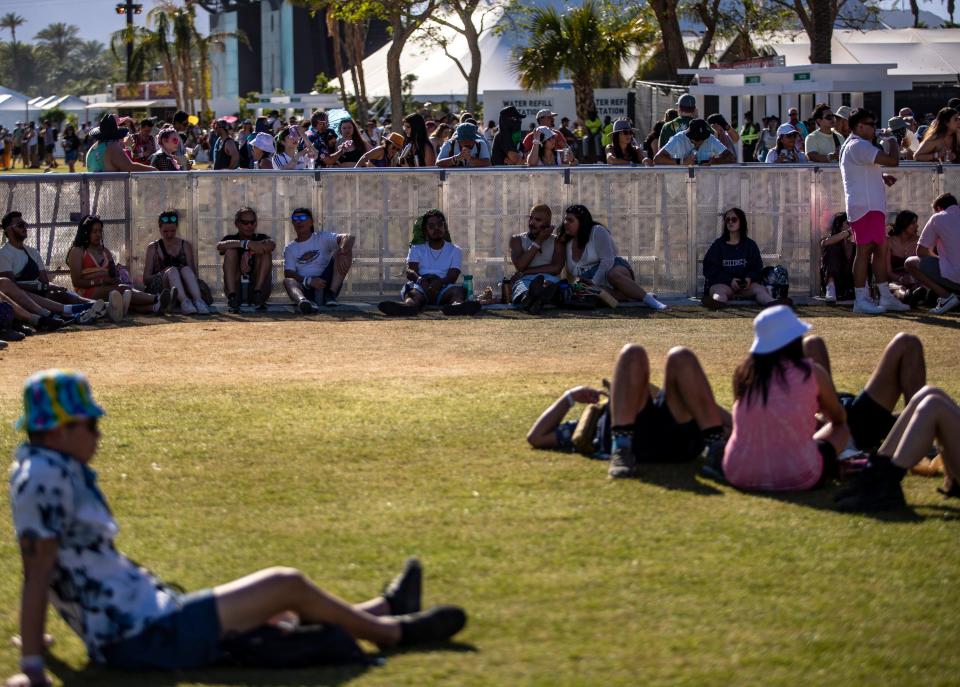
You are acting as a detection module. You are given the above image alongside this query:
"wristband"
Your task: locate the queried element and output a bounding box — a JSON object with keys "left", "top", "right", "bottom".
{"left": 20, "top": 655, "right": 44, "bottom": 673}
{"left": 242, "top": 240, "right": 249, "bottom": 250}
{"left": 530, "top": 241, "right": 541, "bottom": 251}
{"left": 564, "top": 392, "right": 575, "bottom": 409}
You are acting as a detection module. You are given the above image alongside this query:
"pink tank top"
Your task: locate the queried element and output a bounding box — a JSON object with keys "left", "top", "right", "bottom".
{"left": 723, "top": 360, "right": 822, "bottom": 491}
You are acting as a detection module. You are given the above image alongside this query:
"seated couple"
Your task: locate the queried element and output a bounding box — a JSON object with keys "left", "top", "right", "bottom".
{"left": 702, "top": 207, "right": 792, "bottom": 309}
{"left": 6, "top": 370, "right": 467, "bottom": 687}
{"left": 510, "top": 204, "right": 668, "bottom": 313}
{"left": 528, "top": 308, "right": 956, "bottom": 511}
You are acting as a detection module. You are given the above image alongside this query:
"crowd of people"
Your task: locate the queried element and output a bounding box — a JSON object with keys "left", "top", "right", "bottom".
{"left": 4, "top": 92, "right": 956, "bottom": 173}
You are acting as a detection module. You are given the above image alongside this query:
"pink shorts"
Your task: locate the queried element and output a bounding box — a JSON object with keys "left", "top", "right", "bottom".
{"left": 850, "top": 211, "right": 887, "bottom": 246}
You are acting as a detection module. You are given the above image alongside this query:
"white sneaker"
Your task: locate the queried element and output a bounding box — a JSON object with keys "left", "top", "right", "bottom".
{"left": 107, "top": 290, "right": 124, "bottom": 322}
{"left": 853, "top": 297, "right": 885, "bottom": 314}
{"left": 642, "top": 293, "right": 669, "bottom": 311}
{"left": 180, "top": 298, "right": 198, "bottom": 315}
{"left": 930, "top": 292, "right": 959, "bottom": 315}
{"left": 879, "top": 295, "right": 909, "bottom": 312}
{"left": 193, "top": 299, "right": 210, "bottom": 315}
{"left": 121, "top": 290, "right": 133, "bottom": 317}
{"left": 77, "top": 300, "right": 107, "bottom": 324}
{"left": 825, "top": 282, "right": 837, "bottom": 302}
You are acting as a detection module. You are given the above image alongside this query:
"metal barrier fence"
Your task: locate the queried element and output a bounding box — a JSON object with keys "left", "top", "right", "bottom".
{"left": 0, "top": 165, "right": 951, "bottom": 300}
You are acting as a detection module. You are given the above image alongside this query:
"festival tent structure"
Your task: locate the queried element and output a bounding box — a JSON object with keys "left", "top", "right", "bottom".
{"left": 0, "top": 87, "right": 32, "bottom": 131}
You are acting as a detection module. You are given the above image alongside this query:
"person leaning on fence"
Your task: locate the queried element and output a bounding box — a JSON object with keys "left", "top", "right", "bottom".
{"left": 702, "top": 207, "right": 787, "bottom": 309}
{"left": 904, "top": 192, "right": 960, "bottom": 315}
{"left": 509, "top": 204, "right": 565, "bottom": 313}
{"left": 4, "top": 370, "right": 468, "bottom": 687}
{"left": 491, "top": 106, "right": 525, "bottom": 166}
{"left": 212, "top": 119, "right": 241, "bottom": 170}
{"left": 356, "top": 131, "right": 404, "bottom": 168}
{"left": 804, "top": 104, "right": 843, "bottom": 164}
{"left": 398, "top": 113, "right": 437, "bottom": 167}
{"left": 84, "top": 114, "right": 155, "bottom": 173}
{"left": 377, "top": 209, "right": 481, "bottom": 317}
{"left": 520, "top": 109, "right": 560, "bottom": 153}
{"left": 438, "top": 123, "right": 491, "bottom": 168}
{"left": 605, "top": 119, "right": 644, "bottom": 165}
{"left": 282, "top": 208, "right": 354, "bottom": 314}
{"left": 66, "top": 214, "right": 171, "bottom": 321}
{"left": 653, "top": 118, "right": 734, "bottom": 166}
{"left": 149, "top": 128, "right": 183, "bottom": 171}
{"left": 561, "top": 204, "right": 667, "bottom": 310}
{"left": 764, "top": 124, "right": 807, "bottom": 164}
{"left": 706, "top": 114, "right": 739, "bottom": 159}
{"left": 526, "top": 126, "right": 574, "bottom": 167}
{"left": 755, "top": 115, "right": 779, "bottom": 162}
{"left": 218, "top": 207, "right": 276, "bottom": 313}
{"left": 142, "top": 210, "right": 210, "bottom": 316}
{"left": 335, "top": 118, "right": 369, "bottom": 167}
{"left": 248, "top": 132, "right": 276, "bottom": 169}
{"left": 912, "top": 107, "right": 960, "bottom": 162}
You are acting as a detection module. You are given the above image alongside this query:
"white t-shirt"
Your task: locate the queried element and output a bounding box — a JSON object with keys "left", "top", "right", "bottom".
{"left": 840, "top": 134, "right": 885, "bottom": 222}
{"left": 407, "top": 242, "right": 462, "bottom": 278}
{"left": 660, "top": 132, "right": 729, "bottom": 164}
{"left": 437, "top": 138, "right": 491, "bottom": 166}
{"left": 283, "top": 230, "right": 340, "bottom": 279}
{"left": 0, "top": 242, "right": 45, "bottom": 278}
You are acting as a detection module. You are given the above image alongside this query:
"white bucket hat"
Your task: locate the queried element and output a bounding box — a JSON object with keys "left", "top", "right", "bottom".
{"left": 775, "top": 123, "right": 798, "bottom": 138}
{"left": 750, "top": 305, "right": 811, "bottom": 354}
{"left": 251, "top": 132, "right": 276, "bottom": 154}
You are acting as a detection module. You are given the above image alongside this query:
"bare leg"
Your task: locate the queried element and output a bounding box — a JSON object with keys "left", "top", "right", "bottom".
{"left": 803, "top": 335, "right": 831, "bottom": 377}
{"left": 743, "top": 282, "right": 774, "bottom": 305}
{"left": 0, "top": 279, "right": 53, "bottom": 315}
{"left": 213, "top": 567, "right": 401, "bottom": 645}
{"left": 814, "top": 421, "right": 851, "bottom": 455}
{"left": 610, "top": 344, "right": 651, "bottom": 426}
{"left": 118, "top": 285, "right": 159, "bottom": 313}
{"left": 904, "top": 256, "right": 950, "bottom": 298}
{"left": 254, "top": 252, "right": 273, "bottom": 294}
{"left": 329, "top": 259, "right": 352, "bottom": 295}
{"left": 708, "top": 284, "right": 733, "bottom": 303}
{"left": 606, "top": 265, "right": 648, "bottom": 301}
{"left": 438, "top": 285, "right": 468, "bottom": 307}
{"left": 876, "top": 386, "right": 949, "bottom": 457}
{"left": 862, "top": 333, "right": 926, "bottom": 411}
{"left": 0, "top": 292, "right": 36, "bottom": 321}
{"left": 661, "top": 346, "right": 723, "bottom": 429}
{"left": 879, "top": 393, "right": 960, "bottom": 474}
{"left": 284, "top": 277, "right": 307, "bottom": 304}
{"left": 178, "top": 266, "right": 203, "bottom": 302}
{"left": 852, "top": 243, "right": 875, "bottom": 289}
{"left": 223, "top": 251, "right": 240, "bottom": 298}
{"left": 872, "top": 241, "right": 890, "bottom": 282}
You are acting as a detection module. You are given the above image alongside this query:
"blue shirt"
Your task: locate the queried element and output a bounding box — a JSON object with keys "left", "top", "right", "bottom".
{"left": 660, "top": 132, "right": 729, "bottom": 164}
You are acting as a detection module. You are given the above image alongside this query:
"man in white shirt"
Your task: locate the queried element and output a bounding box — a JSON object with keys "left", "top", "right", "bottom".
{"left": 378, "top": 210, "right": 481, "bottom": 316}
{"left": 653, "top": 119, "right": 734, "bottom": 166}
{"left": 839, "top": 108, "right": 908, "bottom": 314}
{"left": 282, "top": 208, "right": 354, "bottom": 314}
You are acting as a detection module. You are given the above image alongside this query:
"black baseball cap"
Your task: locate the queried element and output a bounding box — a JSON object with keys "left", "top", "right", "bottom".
{"left": 500, "top": 106, "right": 525, "bottom": 119}
{"left": 707, "top": 113, "right": 729, "bottom": 129}
{"left": 686, "top": 119, "right": 712, "bottom": 141}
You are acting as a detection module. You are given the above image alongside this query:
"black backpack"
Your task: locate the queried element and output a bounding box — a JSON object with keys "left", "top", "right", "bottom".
{"left": 238, "top": 141, "right": 253, "bottom": 169}
{"left": 219, "top": 623, "right": 369, "bottom": 669}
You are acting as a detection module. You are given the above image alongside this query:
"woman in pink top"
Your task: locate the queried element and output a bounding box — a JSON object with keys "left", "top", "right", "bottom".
{"left": 723, "top": 306, "right": 849, "bottom": 491}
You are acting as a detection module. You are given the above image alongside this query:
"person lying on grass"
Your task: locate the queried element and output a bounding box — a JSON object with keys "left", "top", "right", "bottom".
{"left": 378, "top": 209, "right": 481, "bottom": 317}
{"left": 527, "top": 343, "right": 729, "bottom": 479}
{"left": 6, "top": 370, "right": 467, "bottom": 687}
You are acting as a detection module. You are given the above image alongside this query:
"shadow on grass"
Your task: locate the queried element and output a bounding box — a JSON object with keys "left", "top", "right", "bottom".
{"left": 639, "top": 463, "right": 724, "bottom": 496}
{"left": 47, "top": 641, "right": 475, "bottom": 686}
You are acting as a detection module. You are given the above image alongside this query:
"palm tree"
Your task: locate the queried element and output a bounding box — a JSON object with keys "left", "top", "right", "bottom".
{"left": 195, "top": 28, "right": 250, "bottom": 121}
{"left": 512, "top": 1, "right": 649, "bottom": 123}
{"left": 35, "top": 22, "right": 81, "bottom": 62}
{"left": 1, "top": 12, "right": 26, "bottom": 89}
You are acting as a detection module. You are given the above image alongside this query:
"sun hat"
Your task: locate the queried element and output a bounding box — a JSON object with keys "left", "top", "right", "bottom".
{"left": 776, "top": 123, "right": 798, "bottom": 138}
{"left": 612, "top": 119, "right": 634, "bottom": 133}
{"left": 251, "top": 132, "right": 276, "bottom": 154}
{"left": 535, "top": 125, "right": 556, "bottom": 140}
{"left": 386, "top": 131, "right": 405, "bottom": 147}
{"left": 93, "top": 114, "right": 128, "bottom": 143}
{"left": 677, "top": 94, "right": 697, "bottom": 110}
{"left": 454, "top": 122, "right": 480, "bottom": 141}
{"left": 16, "top": 369, "right": 105, "bottom": 432}
{"left": 887, "top": 116, "right": 907, "bottom": 131}
{"left": 749, "top": 305, "right": 811, "bottom": 354}
{"left": 535, "top": 108, "right": 558, "bottom": 120}
{"left": 834, "top": 106, "right": 852, "bottom": 120}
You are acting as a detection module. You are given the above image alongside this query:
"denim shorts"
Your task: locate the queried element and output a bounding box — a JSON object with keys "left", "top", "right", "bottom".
{"left": 98, "top": 589, "right": 223, "bottom": 670}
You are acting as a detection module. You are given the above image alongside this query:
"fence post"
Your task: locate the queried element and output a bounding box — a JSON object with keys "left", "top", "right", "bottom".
{"left": 686, "top": 167, "right": 698, "bottom": 296}
{"left": 79, "top": 175, "right": 90, "bottom": 217}
{"left": 124, "top": 174, "right": 133, "bottom": 271}
{"left": 810, "top": 167, "right": 820, "bottom": 297}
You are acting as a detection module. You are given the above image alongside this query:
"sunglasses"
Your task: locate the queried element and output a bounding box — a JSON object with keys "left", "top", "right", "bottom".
{"left": 71, "top": 417, "right": 99, "bottom": 433}
{"left": 291, "top": 214, "right": 310, "bottom": 222}
{"left": 159, "top": 214, "right": 179, "bottom": 224}
{"left": 724, "top": 216, "right": 739, "bottom": 223}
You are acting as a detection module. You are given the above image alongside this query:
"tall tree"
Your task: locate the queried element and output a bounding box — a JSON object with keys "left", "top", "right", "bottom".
{"left": 34, "top": 22, "right": 81, "bottom": 62}
{"left": 648, "top": 0, "right": 689, "bottom": 77}
{"left": 769, "top": 0, "right": 843, "bottom": 64}
{"left": 512, "top": 0, "right": 650, "bottom": 124}
{"left": 0, "top": 13, "right": 26, "bottom": 90}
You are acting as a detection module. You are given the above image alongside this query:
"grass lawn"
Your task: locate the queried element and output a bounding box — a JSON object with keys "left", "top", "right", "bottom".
{"left": 1, "top": 307, "right": 959, "bottom": 686}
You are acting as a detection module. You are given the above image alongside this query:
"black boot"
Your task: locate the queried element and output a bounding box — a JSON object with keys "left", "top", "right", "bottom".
{"left": 382, "top": 557, "right": 422, "bottom": 616}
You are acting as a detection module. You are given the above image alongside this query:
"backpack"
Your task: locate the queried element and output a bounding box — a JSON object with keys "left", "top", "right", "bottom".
{"left": 762, "top": 265, "right": 790, "bottom": 300}
{"left": 238, "top": 141, "right": 252, "bottom": 169}
{"left": 219, "top": 623, "right": 369, "bottom": 669}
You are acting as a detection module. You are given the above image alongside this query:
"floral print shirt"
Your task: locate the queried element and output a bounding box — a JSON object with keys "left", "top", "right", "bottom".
{"left": 9, "top": 445, "right": 178, "bottom": 661}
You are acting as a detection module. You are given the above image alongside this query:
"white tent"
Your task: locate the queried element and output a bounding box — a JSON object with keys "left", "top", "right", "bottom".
{"left": 0, "top": 89, "right": 32, "bottom": 131}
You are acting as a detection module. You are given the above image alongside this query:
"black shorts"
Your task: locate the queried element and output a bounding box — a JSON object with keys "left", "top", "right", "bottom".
{"left": 840, "top": 391, "right": 896, "bottom": 453}
{"left": 301, "top": 256, "right": 342, "bottom": 305}
{"left": 632, "top": 391, "right": 703, "bottom": 463}
{"left": 814, "top": 440, "right": 839, "bottom": 488}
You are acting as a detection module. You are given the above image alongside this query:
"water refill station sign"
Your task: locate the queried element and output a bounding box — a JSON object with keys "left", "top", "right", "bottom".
{"left": 482, "top": 89, "right": 629, "bottom": 122}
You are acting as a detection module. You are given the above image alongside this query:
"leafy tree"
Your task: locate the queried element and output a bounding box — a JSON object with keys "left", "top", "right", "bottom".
{"left": 0, "top": 12, "right": 27, "bottom": 90}
{"left": 511, "top": 0, "right": 650, "bottom": 123}
{"left": 34, "top": 22, "right": 81, "bottom": 62}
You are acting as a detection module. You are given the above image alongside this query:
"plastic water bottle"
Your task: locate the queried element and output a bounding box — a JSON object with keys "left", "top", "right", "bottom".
{"left": 463, "top": 274, "right": 474, "bottom": 301}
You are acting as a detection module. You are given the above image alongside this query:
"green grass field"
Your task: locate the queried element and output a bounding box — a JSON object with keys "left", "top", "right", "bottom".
{"left": 1, "top": 308, "right": 959, "bottom": 686}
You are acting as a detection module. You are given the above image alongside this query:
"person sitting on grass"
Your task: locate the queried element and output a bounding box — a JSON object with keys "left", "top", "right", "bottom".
{"left": 820, "top": 211, "right": 856, "bottom": 303}
{"left": 885, "top": 209, "right": 921, "bottom": 304}
{"left": 217, "top": 207, "right": 276, "bottom": 313}
{"left": 142, "top": 210, "right": 207, "bottom": 315}
{"left": 904, "top": 192, "right": 960, "bottom": 315}
{"left": 702, "top": 207, "right": 787, "bottom": 309}
{"left": 0, "top": 211, "right": 102, "bottom": 317}
{"left": 378, "top": 209, "right": 481, "bottom": 317}
{"left": 832, "top": 385, "right": 960, "bottom": 511}
{"left": 527, "top": 344, "right": 729, "bottom": 480}
{"left": 282, "top": 208, "right": 354, "bottom": 314}
{"left": 718, "top": 306, "right": 850, "bottom": 492}
{"left": 0, "top": 278, "right": 75, "bottom": 333}
{"left": 509, "top": 204, "right": 565, "bottom": 313}
{"left": 561, "top": 204, "right": 668, "bottom": 310}
{"left": 66, "top": 214, "right": 172, "bottom": 321}
{"left": 5, "top": 370, "right": 467, "bottom": 687}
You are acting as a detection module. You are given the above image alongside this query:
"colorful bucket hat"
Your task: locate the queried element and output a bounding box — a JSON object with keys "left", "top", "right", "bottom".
{"left": 16, "top": 369, "right": 105, "bottom": 432}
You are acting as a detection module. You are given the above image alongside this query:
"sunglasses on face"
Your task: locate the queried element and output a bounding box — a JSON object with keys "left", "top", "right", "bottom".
{"left": 11, "top": 221, "right": 27, "bottom": 230}
{"left": 159, "top": 214, "right": 178, "bottom": 224}
{"left": 291, "top": 214, "right": 310, "bottom": 222}
{"left": 725, "top": 216, "right": 739, "bottom": 223}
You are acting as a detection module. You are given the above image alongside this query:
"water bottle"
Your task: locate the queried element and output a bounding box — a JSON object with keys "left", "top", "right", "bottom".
{"left": 463, "top": 274, "right": 474, "bottom": 301}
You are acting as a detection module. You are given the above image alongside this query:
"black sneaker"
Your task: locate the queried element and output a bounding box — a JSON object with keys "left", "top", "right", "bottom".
{"left": 378, "top": 301, "right": 419, "bottom": 316}
{"left": 297, "top": 298, "right": 315, "bottom": 315}
{"left": 834, "top": 456, "right": 906, "bottom": 512}
{"left": 12, "top": 322, "right": 35, "bottom": 336}
{"left": 396, "top": 605, "right": 467, "bottom": 646}
{"left": 228, "top": 292, "right": 241, "bottom": 314}
{"left": 382, "top": 557, "right": 422, "bottom": 616}
{"left": 441, "top": 301, "right": 482, "bottom": 316}
{"left": 0, "top": 328, "right": 25, "bottom": 342}
{"left": 36, "top": 315, "right": 67, "bottom": 332}
{"left": 698, "top": 439, "right": 727, "bottom": 483}
{"left": 608, "top": 445, "right": 638, "bottom": 479}
{"left": 253, "top": 290, "right": 267, "bottom": 312}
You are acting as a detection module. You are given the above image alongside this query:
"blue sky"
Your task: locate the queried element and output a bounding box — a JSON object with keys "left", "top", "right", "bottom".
{"left": 0, "top": 0, "right": 951, "bottom": 47}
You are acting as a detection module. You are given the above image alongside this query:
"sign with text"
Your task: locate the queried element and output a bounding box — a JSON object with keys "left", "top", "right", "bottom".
{"left": 481, "top": 89, "right": 629, "bottom": 124}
